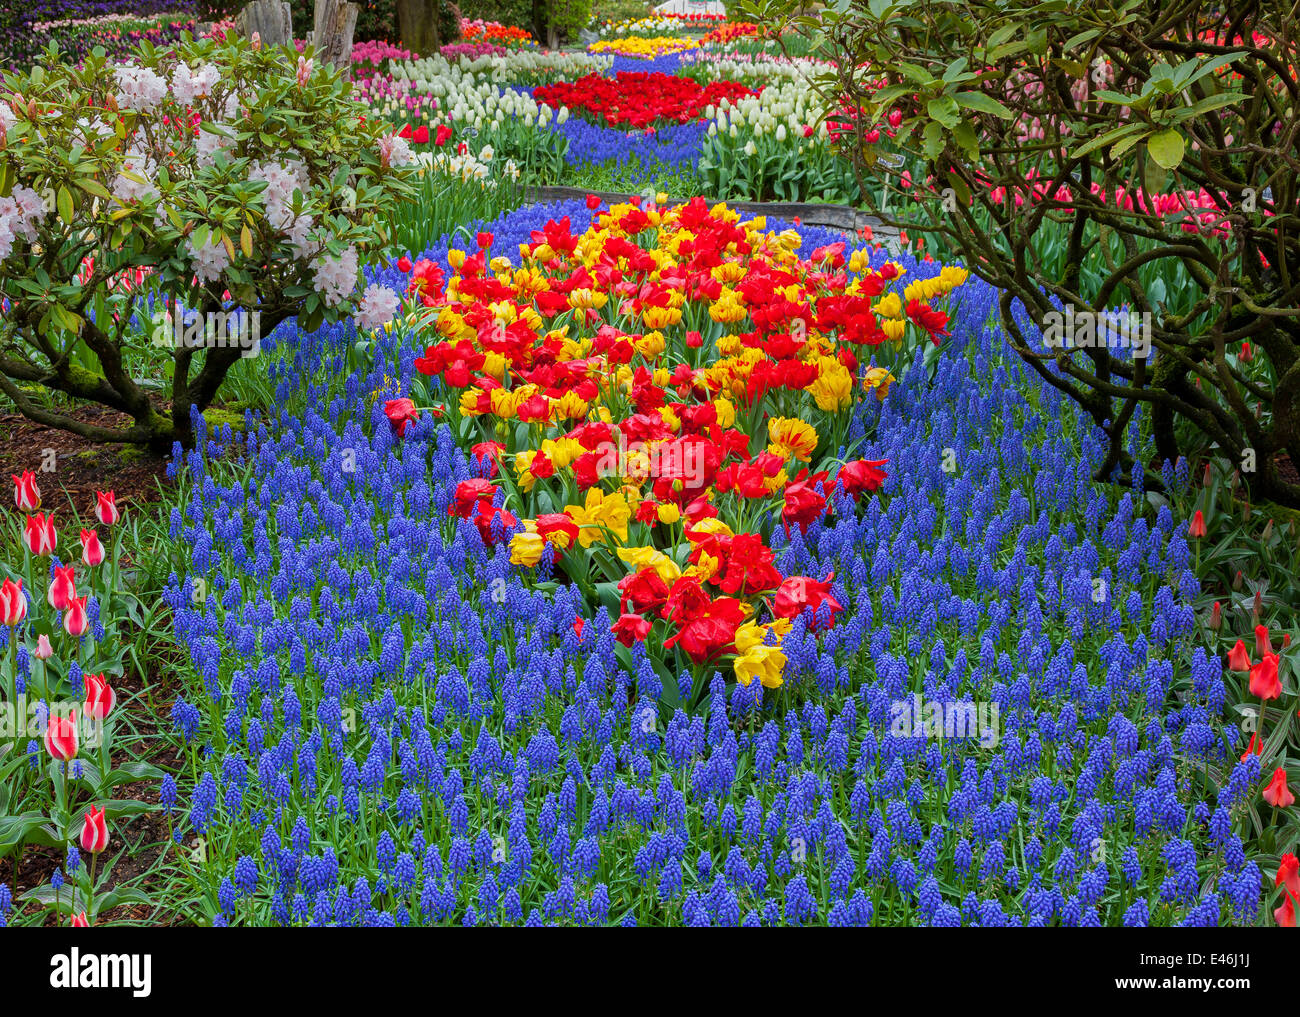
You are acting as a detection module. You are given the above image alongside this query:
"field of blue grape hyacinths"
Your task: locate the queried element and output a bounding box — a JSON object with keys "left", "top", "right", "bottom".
{"left": 143, "top": 200, "right": 1271, "bottom": 929}
{"left": 0, "top": 5, "right": 1297, "bottom": 939}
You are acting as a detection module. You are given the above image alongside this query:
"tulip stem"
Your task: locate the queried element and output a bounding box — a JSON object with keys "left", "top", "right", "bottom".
{"left": 98, "top": 714, "right": 107, "bottom": 786}
{"left": 7, "top": 623, "right": 15, "bottom": 704}
{"left": 87, "top": 853, "right": 99, "bottom": 921}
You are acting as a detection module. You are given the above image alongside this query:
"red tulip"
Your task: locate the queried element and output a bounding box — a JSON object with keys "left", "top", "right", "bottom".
{"left": 476, "top": 231, "right": 493, "bottom": 250}
{"left": 586, "top": 193, "right": 601, "bottom": 210}
{"left": 781, "top": 469, "right": 829, "bottom": 534}
{"left": 471, "top": 500, "right": 517, "bottom": 547}
{"left": 383, "top": 398, "right": 420, "bottom": 438}
{"left": 44, "top": 710, "right": 78, "bottom": 760}
{"left": 1256, "top": 624, "right": 1274, "bottom": 657}
{"left": 94, "top": 490, "right": 119, "bottom": 526}
{"left": 79, "top": 805, "right": 109, "bottom": 854}
{"left": 611, "top": 612, "right": 652, "bottom": 646}
{"left": 413, "top": 125, "right": 429, "bottom": 144}
{"left": 1241, "top": 732, "right": 1263, "bottom": 761}
{"left": 662, "top": 596, "right": 745, "bottom": 663}
{"left": 619, "top": 568, "right": 671, "bottom": 616}
{"left": 1249, "top": 653, "right": 1282, "bottom": 700}
{"left": 1188, "top": 509, "right": 1206, "bottom": 538}
{"left": 837, "top": 458, "right": 889, "bottom": 499}
{"left": 1264, "top": 768, "right": 1295, "bottom": 808}
{"left": 1276, "top": 855, "right": 1300, "bottom": 927}
{"left": 397, "top": 255, "right": 413, "bottom": 273}
{"left": 774, "top": 574, "right": 844, "bottom": 631}
{"left": 12, "top": 470, "right": 40, "bottom": 511}
{"left": 1226, "top": 639, "right": 1252, "bottom": 672}
{"left": 1208, "top": 601, "right": 1222, "bottom": 630}
{"left": 70, "top": 911, "right": 90, "bottom": 928}
{"left": 23, "top": 512, "right": 57, "bottom": 555}
{"left": 1278, "top": 854, "right": 1300, "bottom": 899}
{"left": 0, "top": 577, "right": 27, "bottom": 627}
{"left": 449, "top": 479, "right": 498, "bottom": 518}
{"left": 48, "top": 564, "right": 77, "bottom": 611}
{"left": 904, "top": 299, "right": 950, "bottom": 343}
{"left": 81, "top": 529, "right": 105, "bottom": 568}
{"left": 434, "top": 124, "right": 452, "bottom": 146}
{"left": 64, "top": 594, "right": 90, "bottom": 638}
{"left": 470, "top": 442, "right": 504, "bottom": 477}
{"left": 84, "top": 673, "right": 116, "bottom": 721}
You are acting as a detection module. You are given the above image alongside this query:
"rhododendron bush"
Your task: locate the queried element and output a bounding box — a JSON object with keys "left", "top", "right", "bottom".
{"left": 742, "top": 0, "right": 1300, "bottom": 507}
{"left": 0, "top": 34, "right": 414, "bottom": 450}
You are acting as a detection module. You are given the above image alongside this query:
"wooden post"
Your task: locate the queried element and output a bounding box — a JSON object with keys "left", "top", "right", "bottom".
{"left": 314, "top": 0, "right": 360, "bottom": 75}
{"left": 396, "top": 0, "right": 442, "bottom": 57}
{"left": 234, "top": 0, "right": 293, "bottom": 47}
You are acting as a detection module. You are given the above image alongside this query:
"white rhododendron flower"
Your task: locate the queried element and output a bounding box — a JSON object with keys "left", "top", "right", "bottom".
{"left": 286, "top": 213, "right": 316, "bottom": 260}
{"left": 249, "top": 159, "right": 302, "bottom": 230}
{"left": 188, "top": 235, "right": 231, "bottom": 286}
{"left": 378, "top": 133, "right": 414, "bottom": 168}
{"left": 111, "top": 143, "right": 159, "bottom": 205}
{"left": 195, "top": 126, "right": 235, "bottom": 169}
{"left": 312, "top": 245, "right": 359, "bottom": 306}
{"left": 0, "top": 104, "right": 15, "bottom": 136}
{"left": 355, "top": 283, "right": 401, "bottom": 331}
{"left": 113, "top": 62, "right": 168, "bottom": 112}
{"left": 0, "top": 187, "right": 46, "bottom": 259}
{"left": 171, "top": 62, "right": 220, "bottom": 104}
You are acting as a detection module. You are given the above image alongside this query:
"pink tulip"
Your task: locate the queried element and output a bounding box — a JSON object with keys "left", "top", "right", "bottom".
{"left": 80, "top": 806, "right": 109, "bottom": 854}
{"left": 48, "top": 564, "right": 77, "bottom": 611}
{"left": 94, "top": 490, "right": 119, "bottom": 526}
{"left": 44, "top": 711, "right": 78, "bottom": 761}
{"left": 64, "top": 594, "right": 90, "bottom": 638}
{"left": 0, "top": 578, "right": 27, "bottom": 627}
{"left": 81, "top": 529, "right": 105, "bottom": 568}
{"left": 83, "top": 673, "right": 116, "bottom": 721}
{"left": 23, "top": 513, "right": 56, "bottom": 555}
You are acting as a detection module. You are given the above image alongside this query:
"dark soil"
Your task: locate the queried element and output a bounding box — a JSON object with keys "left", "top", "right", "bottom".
{"left": 0, "top": 405, "right": 172, "bottom": 516}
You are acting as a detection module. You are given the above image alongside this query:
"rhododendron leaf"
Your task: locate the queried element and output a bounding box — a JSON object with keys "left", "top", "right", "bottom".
{"left": 954, "top": 91, "right": 1013, "bottom": 120}
{"left": 74, "top": 177, "right": 112, "bottom": 201}
{"left": 56, "top": 185, "right": 73, "bottom": 224}
{"left": 1147, "top": 129, "right": 1185, "bottom": 169}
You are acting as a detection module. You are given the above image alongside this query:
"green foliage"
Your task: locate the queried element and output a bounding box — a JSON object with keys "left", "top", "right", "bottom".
{"left": 589, "top": 0, "right": 651, "bottom": 25}
{"left": 547, "top": 0, "right": 596, "bottom": 37}
{"left": 0, "top": 33, "right": 415, "bottom": 449}
{"left": 740, "top": 0, "right": 1300, "bottom": 507}
{"left": 278, "top": 1, "right": 459, "bottom": 44}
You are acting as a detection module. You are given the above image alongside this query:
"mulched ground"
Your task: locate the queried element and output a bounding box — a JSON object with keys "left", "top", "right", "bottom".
{"left": 0, "top": 405, "right": 191, "bottom": 925}
{"left": 0, "top": 406, "right": 172, "bottom": 518}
